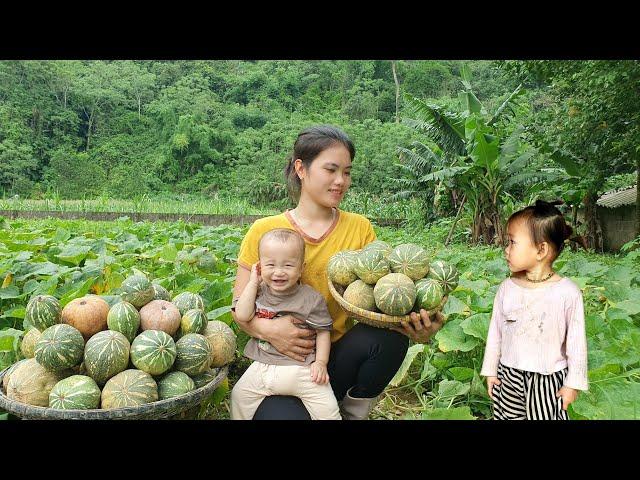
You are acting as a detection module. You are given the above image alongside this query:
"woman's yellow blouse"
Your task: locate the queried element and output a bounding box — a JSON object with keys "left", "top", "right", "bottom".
{"left": 236, "top": 209, "right": 376, "bottom": 342}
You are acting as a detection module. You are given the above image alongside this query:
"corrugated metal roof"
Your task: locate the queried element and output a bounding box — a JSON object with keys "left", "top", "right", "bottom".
{"left": 597, "top": 185, "right": 637, "bottom": 208}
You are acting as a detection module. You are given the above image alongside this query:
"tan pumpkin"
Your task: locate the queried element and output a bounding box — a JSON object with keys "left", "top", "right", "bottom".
{"left": 2, "top": 359, "right": 30, "bottom": 392}
{"left": 6, "top": 358, "right": 68, "bottom": 406}
{"left": 62, "top": 296, "right": 110, "bottom": 340}
{"left": 20, "top": 327, "right": 41, "bottom": 358}
{"left": 202, "top": 321, "right": 236, "bottom": 367}
{"left": 139, "top": 300, "right": 182, "bottom": 336}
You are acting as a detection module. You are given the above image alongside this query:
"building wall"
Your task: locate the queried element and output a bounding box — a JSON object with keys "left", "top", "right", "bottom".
{"left": 598, "top": 205, "right": 637, "bottom": 251}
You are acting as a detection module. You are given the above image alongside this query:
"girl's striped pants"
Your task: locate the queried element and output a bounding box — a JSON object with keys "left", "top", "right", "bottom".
{"left": 492, "top": 362, "right": 569, "bottom": 420}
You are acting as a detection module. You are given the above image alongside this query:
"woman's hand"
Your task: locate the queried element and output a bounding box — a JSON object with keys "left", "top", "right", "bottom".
{"left": 266, "top": 315, "right": 317, "bottom": 362}
{"left": 486, "top": 376, "right": 501, "bottom": 400}
{"left": 390, "top": 296, "right": 448, "bottom": 343}
{"left": 556, "top": 386, "right": 578, "bottom": 411}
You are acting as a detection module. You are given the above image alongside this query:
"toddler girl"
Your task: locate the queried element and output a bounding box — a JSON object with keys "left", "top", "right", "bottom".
{"left": 481, "top": 200, "right": 588, "bottom": 420}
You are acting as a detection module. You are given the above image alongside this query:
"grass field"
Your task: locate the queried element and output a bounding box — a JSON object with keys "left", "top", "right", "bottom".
{"left": 0, "top": 191, "right": 424, "bottom": 223}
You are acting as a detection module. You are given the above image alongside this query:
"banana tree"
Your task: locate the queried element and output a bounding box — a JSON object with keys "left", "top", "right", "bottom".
{"left": 398, "top": 66, "right": 556, "bottom": 244}
{"left": 462, "top": 121, "right": 559, "bottom": 244}
{"left": 392, "top": 141, "right": 467, "bottom": 221}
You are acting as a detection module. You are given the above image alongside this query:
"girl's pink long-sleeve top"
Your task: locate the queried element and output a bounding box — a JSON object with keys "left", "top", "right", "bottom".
{"left": 480, "top": 277, "right": 589, "bottom": 391}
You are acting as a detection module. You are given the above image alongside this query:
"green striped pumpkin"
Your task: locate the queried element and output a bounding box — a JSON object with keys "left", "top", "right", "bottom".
{"left": 414, "top": 278, "right": 444, "bottom": 312}
{"left": 427, "top": 260, "right": 459, "bottom": 294}
{"left": 157, "top": 371, "right": 195, "bottom": 400}
{"left": 20, "top": 327, "right": 41, "bottom": 359}
{"left": 172, "top": 292, "right": 205, "bottom": 316}
{"left": 177, "top": 249, "right": 195, "bottom": 265}
{"left": 196, "top": 253, "right": 217, "bottom": 273}
{"left": 152, "top": 283, "right": 171, "bottom": 301}
{"left": 327, "top": 250, "right": 359, "bottom": 287}
{"left": 363, "top": 240, "right": 393, "bottom": 258}
{"left": 180, "top": 309, "right": 207, "bottom": 337}
{"left": 120, "top": 274, "right": 155, "bottom": 308}
{"left": 107, "top": 301, "right": 140, "bottom": 343}
{"left": 373, "top": 273, "right": 417, "bottom": 316}
{"left": 83, "top": 330, "right": 130, "bottom": 385}
{"left": 354, "top": 249, "right": 390, "bottom": 285}
{"left": 101, "top": 369, "right": 158, "bottom": 409}
{"left": 190, "top": 367, "right": 221, "bottom": 389}
{"left": 34, "top": 324, "right": 85, "bottom": 372}
{"left": 203, "top": 321, "right": 236, "bottom": 367}
{"left": 174, "top": 333, "right": 212, "bottom": 376}
{"left": 49, "top": 375, "right": 101, "bottom": 410}
{"left": 25, "top": 295, "right": 61, "bottom": 331}
{"left": 388, "top": 244, "right": 430, "bottom": 281}
{"left": 343, "top": 280, "right": 377, "bottom": 312}
{"left": 130, "top": 330, "right": 177, "bottom": 375}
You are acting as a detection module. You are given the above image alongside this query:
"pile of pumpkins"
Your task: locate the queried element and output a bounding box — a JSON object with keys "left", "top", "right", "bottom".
{"left": 328, "top": 240, "right": 459, "bottom": 317}
{"left": 1, "top": 273, "right": 236, "bottom": 411}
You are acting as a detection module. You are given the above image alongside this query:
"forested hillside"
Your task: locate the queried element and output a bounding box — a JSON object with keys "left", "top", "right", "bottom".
{"left": 0, "top": 60, "right": 512, "bottom": 204}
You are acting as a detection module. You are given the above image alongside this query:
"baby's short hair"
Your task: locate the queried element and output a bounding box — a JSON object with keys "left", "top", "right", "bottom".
{"left": 258, "top": 228, "right": 306, "bottom": 261}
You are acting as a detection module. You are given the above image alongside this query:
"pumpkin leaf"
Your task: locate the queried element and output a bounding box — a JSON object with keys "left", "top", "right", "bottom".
{"left": 0, "top": 307, "right": 25, "bottom": 319}
{"left": 442, "top": 294, "right": 470, "bottom": 317}
{"left": 0, "top": 328, "right": 23, "bottom": 352}
{"left": 422, "top": 406, "right": 476, "bottom": 420}
{"left": 59, "top": 276, "right": 100, "bottom": 306}
{"left": 206, "top": 305, "right": 232, "bottom": 320}
{"left": 389, "top": 343, "right": 425, "bottom": 387}
{"left": 56, "top": 245, "right": 92, "bottom": 266}
{"left": 438, "top": 379, "right": 470, "bottom": 399}
{"left": 571, "top": 370, "right": 640, "bottom": 420}
{"left": 0, "top": 286, "right": 21, "bottom": 300}
{"left": 207, "top": 377, "right": 229, "bottom": 406}
{"left": 448, "top": 367, "right": 475, "bottom": 382}
{"left": 53, "top": 228, "right": 71, "bottom": 243}
{"left": 435, "top": 318, "right": 479, "bottom": 353}
{"left": 460, "top": 312, "right": 490, "bottom": 341}
{"left": 159, "top": 243, "right": 178, "bottom": 261}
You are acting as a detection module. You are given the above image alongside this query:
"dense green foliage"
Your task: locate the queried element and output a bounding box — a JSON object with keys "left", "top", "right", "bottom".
{"left": 0, "top": 60, "right": 507, "bottom": 209}
{"left": 2, "top": 217, "right": 639, "bottom": 419}
{"left": 498, "top": 60, "right": 640, "bottom": 247}
{"left": 395, "top": 61, "right": 639, "bottom": 242}
{"left": 3, "top": 60, "right": 636, "bottom": 240}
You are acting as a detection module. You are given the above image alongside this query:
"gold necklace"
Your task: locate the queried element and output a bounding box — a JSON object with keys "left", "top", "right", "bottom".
{"left": 524, "top": 270, "right": 555, "bottom": 283}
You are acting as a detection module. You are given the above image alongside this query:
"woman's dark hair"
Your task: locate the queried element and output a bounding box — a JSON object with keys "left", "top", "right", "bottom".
{"left": 507, "top": 200, "right": 578, "bottom": 260}
{"left": 284, "top": 125, "right": 356, "bottom": 201}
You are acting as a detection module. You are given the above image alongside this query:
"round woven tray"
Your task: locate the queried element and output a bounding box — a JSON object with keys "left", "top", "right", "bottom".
{"left": 0, "top": 366, "right": 228, "bottom": 420}
{"left": 328, "top": 278, "right": 412, "bottom": 329}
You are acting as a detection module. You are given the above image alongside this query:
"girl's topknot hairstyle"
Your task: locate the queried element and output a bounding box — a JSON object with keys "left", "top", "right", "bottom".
{"left": 507, "top": 199, "right": 575, "bottom": 260}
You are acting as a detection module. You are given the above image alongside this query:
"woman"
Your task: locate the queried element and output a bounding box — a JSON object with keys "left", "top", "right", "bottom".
{"left": 232, "top": 125, "right": 446, "bottom": 419}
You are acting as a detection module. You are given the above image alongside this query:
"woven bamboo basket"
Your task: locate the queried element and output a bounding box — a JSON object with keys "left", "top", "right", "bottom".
{"left": 0, "top": 366, "right": 228, "bottom": 420}
{"left": 328, "top": 278, "right": 413, "bottom": 329}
